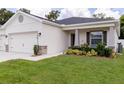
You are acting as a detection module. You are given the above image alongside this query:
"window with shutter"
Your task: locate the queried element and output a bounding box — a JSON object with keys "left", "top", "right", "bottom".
{"left": 103, "top": 31, "right": 107, "bottom": 45}
{"left": 87, "top": 32, "right": 90, "bottom": 45}
{"left": 89, "top": 31, "right": 104, "bottom": 48}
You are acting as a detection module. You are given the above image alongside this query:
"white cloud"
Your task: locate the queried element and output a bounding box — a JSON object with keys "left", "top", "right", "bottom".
{"left": 19, "top": 8, "right": 121, "bottom": 20}
{"left": 26, "top": 8, "right": 91, "bottom": 19}
{"left": 94, "top": 8, "right": 121, "bottom": 19}
{"left": 27, "top": 8, "right": 52, "bottom": 18}
{"left": 58, "top": 8, "right": 91, "bottom": 19}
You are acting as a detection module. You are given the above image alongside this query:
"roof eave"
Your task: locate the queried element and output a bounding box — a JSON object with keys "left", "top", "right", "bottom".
{"left": 42, "top": 20, "right": 61, "bottom": 27}
{"left": 61, "top": 20, "right": 119, "bottom": 30}
{"left": 61, "top": 20, "right": 119, "bottom": 27}
{"left": 42, "top": 19, "right": 119, "bottom": 28}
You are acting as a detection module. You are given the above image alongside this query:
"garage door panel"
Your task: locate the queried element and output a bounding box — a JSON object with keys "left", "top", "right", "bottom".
{"left": 9, "top": 32, "right": 37, "bottom": 54}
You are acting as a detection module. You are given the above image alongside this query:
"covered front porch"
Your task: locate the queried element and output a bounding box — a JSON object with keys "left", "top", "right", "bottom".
{"left": 64, "top": 26, "right": 118, "bottom": 51}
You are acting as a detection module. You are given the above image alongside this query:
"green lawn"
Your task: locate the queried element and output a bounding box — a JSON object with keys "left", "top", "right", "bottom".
{"left": 0, "top": 53, "right": 124, "bottom": 84}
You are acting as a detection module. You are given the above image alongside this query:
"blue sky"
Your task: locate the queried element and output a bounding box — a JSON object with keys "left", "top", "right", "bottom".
{"left": 7, "top": 8, "right": 124, "bottom": 19}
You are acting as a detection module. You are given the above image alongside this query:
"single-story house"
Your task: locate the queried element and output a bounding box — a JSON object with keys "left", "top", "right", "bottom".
{"left": 0, "top": 11, "right": 120, "bottom": 55}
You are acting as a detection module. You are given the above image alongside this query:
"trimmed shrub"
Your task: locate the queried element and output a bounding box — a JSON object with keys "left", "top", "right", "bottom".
{"left": 80, "top": 43, "right": 91, "bottom": 52}
{"left": 68, "top": 46, "right": 81, "bottom": 50}
{"left": 66, "top": 43, "right": 115, "bottom": 58}
{"left": 91, "top": 49, "right": 97, "bottom": 56}
{"left": 86, "top": 51, "right": 92, "bottom": 56}
{"left": 104, "top": 48, "right": 112, "bottom": 57}
{"left": 69, "top": 43, "right": 91, "bottom": 52}
{"left": 33, "top": 45, "right": 39, "bottom": 55}
{"left": 111, "top": 52, "right": 117, "bottom": 58}
{"left": 64, "top": 49, "right": 73, "bottom": 55}
{"left": 96, "top": 43, "right": 105, "bottom": 56}
{"left": 82, "top": 51, "right": 87, "bottom": 55}
{"left": 64, "top": 49, "right": 82, "bottom": 55}
{"left": 72, "top": 49, "right": 82, "bottom": 55}
{"left": 81, "top": 43, "right": 89, "bottom": 48}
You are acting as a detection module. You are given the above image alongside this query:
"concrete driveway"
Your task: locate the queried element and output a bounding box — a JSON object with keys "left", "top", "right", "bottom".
{"left": 0, "top": 51, "right": 31, "bottom": 62}
{"left": 0, "top": 51, "right": 62, "bottom": 62}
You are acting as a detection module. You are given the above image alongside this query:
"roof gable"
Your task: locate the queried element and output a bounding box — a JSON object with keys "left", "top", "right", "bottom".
{"left": 1, "top": 11, "right": 43, "bottom": 29}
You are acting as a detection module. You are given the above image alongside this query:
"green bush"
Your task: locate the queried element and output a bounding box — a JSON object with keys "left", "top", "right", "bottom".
{"left": 104, "top": 48, "right": 112, "bottom": 57}
{"left": 96, "top": 43, "right": 105, "bottom": 56}
{"left": 66, "top": 43, "right": 114, "bottom": 58}
{"left": 33, "top": 45, "right": 39, "bottom": 55}
{"left": 96, "top": 43, "right": 113, "bottom": 57}
{"left": 80, "top": 43, "right": 91, "bottom": 52}
{"left": 81, "top": 43, "right": 89, "bottom": 48}
{"left": 69, "top": 43, "right": 91, "bottom": 52}
{"left": 68, "top": 46, "right": 81, "bottom": 50}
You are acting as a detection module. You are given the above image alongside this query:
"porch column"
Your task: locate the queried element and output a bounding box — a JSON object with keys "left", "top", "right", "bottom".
{"left": 74, "top": 29, "right": 79, "bottom": 46}
{"left": 108, "top": 26, "right": 117, "bottom": 51}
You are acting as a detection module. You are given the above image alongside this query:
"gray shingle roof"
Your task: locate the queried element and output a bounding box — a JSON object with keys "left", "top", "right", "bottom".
{"left": 29, "top": 13, "right": 114, "bottom": 25}
{"left": 55, "top": 17, "right": 114, "bottom": 25}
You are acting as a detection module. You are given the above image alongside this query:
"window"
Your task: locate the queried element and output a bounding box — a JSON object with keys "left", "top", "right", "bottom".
{"left": 90, "top": 32, "right": 103, "bottom": 48}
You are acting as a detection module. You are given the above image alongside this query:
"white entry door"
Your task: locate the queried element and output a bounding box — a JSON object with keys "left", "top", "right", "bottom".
{"left": 9, "top": 32, "right": 38, "bottom": 54}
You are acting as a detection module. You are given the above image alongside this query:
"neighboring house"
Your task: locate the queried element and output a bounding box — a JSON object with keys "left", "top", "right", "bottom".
{"left": 0, "top": 11, "right": 120, "bottom": 55}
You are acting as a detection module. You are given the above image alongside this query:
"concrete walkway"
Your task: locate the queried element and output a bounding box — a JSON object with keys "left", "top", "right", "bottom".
{"left": 22, "top": 53, "right": 63, "bottom": 61}
{"left": 0, "top": 51, "right": 62, "bottom": 62}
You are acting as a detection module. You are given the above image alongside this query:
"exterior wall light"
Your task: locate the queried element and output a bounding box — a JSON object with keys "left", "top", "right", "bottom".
{"left": 38, "top": 32, "right": 41, "bottom": 36}
{"left": 5, "top": 35, "right": 8, "bottom": 38}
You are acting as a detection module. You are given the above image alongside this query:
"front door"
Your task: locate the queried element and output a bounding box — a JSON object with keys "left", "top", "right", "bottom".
{"left": 71, "top": 33, "right": 75, "bottom": 46}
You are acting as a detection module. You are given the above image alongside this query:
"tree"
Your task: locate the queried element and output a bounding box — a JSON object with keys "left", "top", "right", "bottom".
{"left": 45, "top": 10, "right": 60, "bottom": 21}
{"left": 93, "top": 13, "right": 114, "bottom": 19}
{"left": 119, "top": 15, "right": 124, "bottom": 39}
{"left": 19, "top": 8, "right": 30, "bottom": 14}
{"left": 93, "top": 13, "right": 106, "bottom": 19}
{"left": 0, "top": 8, "right": 14, "bottom": 25}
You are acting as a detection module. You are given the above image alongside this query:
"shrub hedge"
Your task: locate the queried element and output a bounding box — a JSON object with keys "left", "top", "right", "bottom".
{"left": 66, "top": 43, "right": 114, "bottom": 57}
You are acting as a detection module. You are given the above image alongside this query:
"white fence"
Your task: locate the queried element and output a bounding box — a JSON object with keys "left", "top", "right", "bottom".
{"left": 118, "top": 39, "right": 124, "bottom": 48}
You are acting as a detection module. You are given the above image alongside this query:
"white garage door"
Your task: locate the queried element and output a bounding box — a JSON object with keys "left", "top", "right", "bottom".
{"left": 9, "top": 32, "right": 37, "bottom": 54}
{"left": 0, "top": 36, "right": 5, "bottom": 51}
